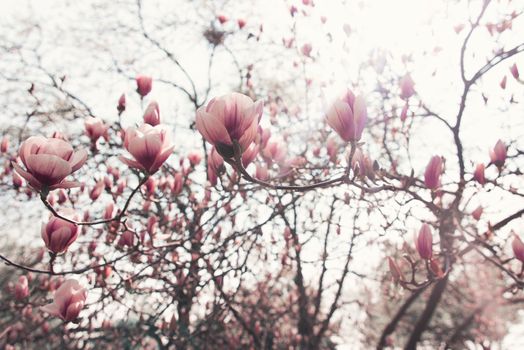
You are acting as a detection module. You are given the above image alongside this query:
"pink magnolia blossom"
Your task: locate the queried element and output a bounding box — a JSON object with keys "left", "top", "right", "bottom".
{"left": 41, "top": 279, "right": 87, "bottom": 322}
{"left": 326, "top": 90, "right": 367, "bottom": 142}
{"left": 136, "top": 75, "right": 153, "bottom": 97}
{"left": 416, "top": 224, "right": 433, "bottom": 260}
{"left": 143, "top": 101, "right": 160, "bottom": 126}
{"left": 13, "top": 136, "right": 87, "bottom": 191}
{"left": 120, "top": 124, "right": 174, "bottom": 174}
{"left": 196, "top": 93, "right": 263, "bottom": 158}
{"left": 85, "top": 117, "right": 109, "bottom": 144}
{"left": 510, "top": 63, "right": 519, "bottom": 80}
{"left": 490, "top": 139, "right": 507, "bottom": 168}
{"left": 14, "top": 276, "right": 29, "bottom": 300}
{"left": 42, "top": 215, "right": 79, "bottom": 254}
{"left": 400, "top": 74, "right": 415, "bottom": 100}
{"left": 117, "top": 93, "right": 126, "bottom": 113}
{"left": 473, "top": 163, "right": 485, "bottom": 185}
{"left": 512, "top": 234, "right": 524, "bottom": 263}
{"left": 424, "top": 156, "right": 443, "bottom": 190}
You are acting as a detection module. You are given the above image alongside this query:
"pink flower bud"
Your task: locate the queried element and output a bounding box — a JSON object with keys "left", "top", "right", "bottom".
{"left": 237, "top": 18, "right": 246, "bottom": 29}
{"left": 400, "top": 74, "right": 415, "bottom": 100}
{"left": 120, "top": 124, "right": 174, "bottom": 174}
{"left": 143, "top": 101, "right": 160, "bottom": 126}
{"left": 117, "top": 93, "right": 126, "bottom": 113}
{"left": 187, "top": 152, "right": 202, "bottom": 166}
{"left": 14, "top": 276, "right": 29, "bottom": 300}
{"left": 472, "top": 206, "right": 483, "bottom": 220}
{"left": 326, "top": 90, "right": 367, "bottom": 142}
{"left": 41, "top": 215, "right": 79, "bottom": 254}
{"left": 512, "top": 233, "right": 524, "bottom": 263}
{"left": 217, "top": 14, "right": 228, "bottom": 24}
{"left": 510, "top": 63, "right": 519, "bottom": 80}
{"left": 41, "top": 279, "right": 87, "bottom": 322}
{"left": 1, "top": 135, "right": 9, "bottom": 153}
{"left": 490, "top": 140, "right": 506, "bottom": 168}
{"left": 301, "top": 43, "right": 312, "bottom": 57}
{"left": 103, "top": 202, "right": 114, "bottom": 220}
{"left": 415, "top": 224, "right": 433, "bottom": 259}
{"left": 136, "top": 75, "right": 153, "bottom": 97}
{"left": 13, "top": 136, "right": 87, "bottom": 191}
{"left": 90, "top": 180, "right": 105, "bottom": 201}
{"left": 500, "top": 75, "right": 507, "bottom": 89}
{"left": 473, "top": 163, "right": 485, "bottom": 185}
{"left": 424, "top": 156, "right": 443, "bottom": 190}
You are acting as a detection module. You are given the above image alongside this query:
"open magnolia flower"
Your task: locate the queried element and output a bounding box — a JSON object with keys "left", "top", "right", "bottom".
{"left": 120, "top": 124, "right": 174, "bottom": 174}
{"left": 196, "top": 92, "right": 263, "bottom": 158}
{"left": 41, "top": 279, "right": 87, "bottom": 322}
{"left": 13, "top": 136, "right": 87, "bottom": 191}
{"left": 326, "top": 90, "right": 367, "bottom": 142}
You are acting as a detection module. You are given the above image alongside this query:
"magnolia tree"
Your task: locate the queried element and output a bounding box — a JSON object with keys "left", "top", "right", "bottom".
{"left": 0, "top": 0, "right": 523, "bottom": 349}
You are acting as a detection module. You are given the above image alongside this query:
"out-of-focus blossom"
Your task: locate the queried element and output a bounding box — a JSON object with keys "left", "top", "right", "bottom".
{"left": 242, "top": 143, "right": 259, "bottom": 167}
{"left": 120, "top": 124, "right": 174, "bottom": 174}
{"left": 196, "top": 93, "right": 263, "bottom": 158}
{"left": 400, "top": 74, "right": 415, "bottom": 100}
{"left": 416, "top": 224, "right": 433, "bottom": 260}
{"left": 85, "top": 117, "right": 109, "bottom": 144}
{"left": 41, "top": 279, "right": 87, "bottom": 322}
{"left": 387, "top": 257, "right": 403, "bottom": 282}
{"left": 510, "top": 63, "right": 519, "bottom": 80}
{"left": 489, "top": 140, "right": 506, "bottom": 168}
{"left": 118, "top": 230, "right": 135, "bottom": 248}
{"left": 13, "top": 136, "right": 87, "bottom": 191}
{"left": 472, "top": 206, "right": 483, "bottom": 220}
{"left": 14, "top": 276, "right": 29, "bottom": 300}
{"left": 473, "top": 163, "right": 485, "bottom": 185}
{"left": 1, "top": 135, "right": 9, "bottom": 153}
{"left": 143, "top": 101, "right": 160, "bottom": 126}
{"left": 424, "top": 156, "right": 443, "bottom": 190}
{"left": 117, "top": 94, "right": 126, "bottom": 114}
{"left": 237, "top": 19, "right": 246, "bottom": 29}
{"left": 207, "top": 147, "right": 224, "bottom": 186}
{"left": 217, "top": 14, "right": 228, "bottom": 24}
{"left": 301, "top": 43, "right": 312, "bottom": 57}
{"left": 499, "top": 75, "right": 507, "bottom": 89}
{"left": 512, "top": 233, "right": 524, "bottom": 263}
{"left": 42, "top": 214, "right": 79, "bottom": 254}
{"left": 326, "top": 90, "right": 367, "bottom": 142}
{"left": 136, "top": 75, "right": 152, "bottom": 97}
